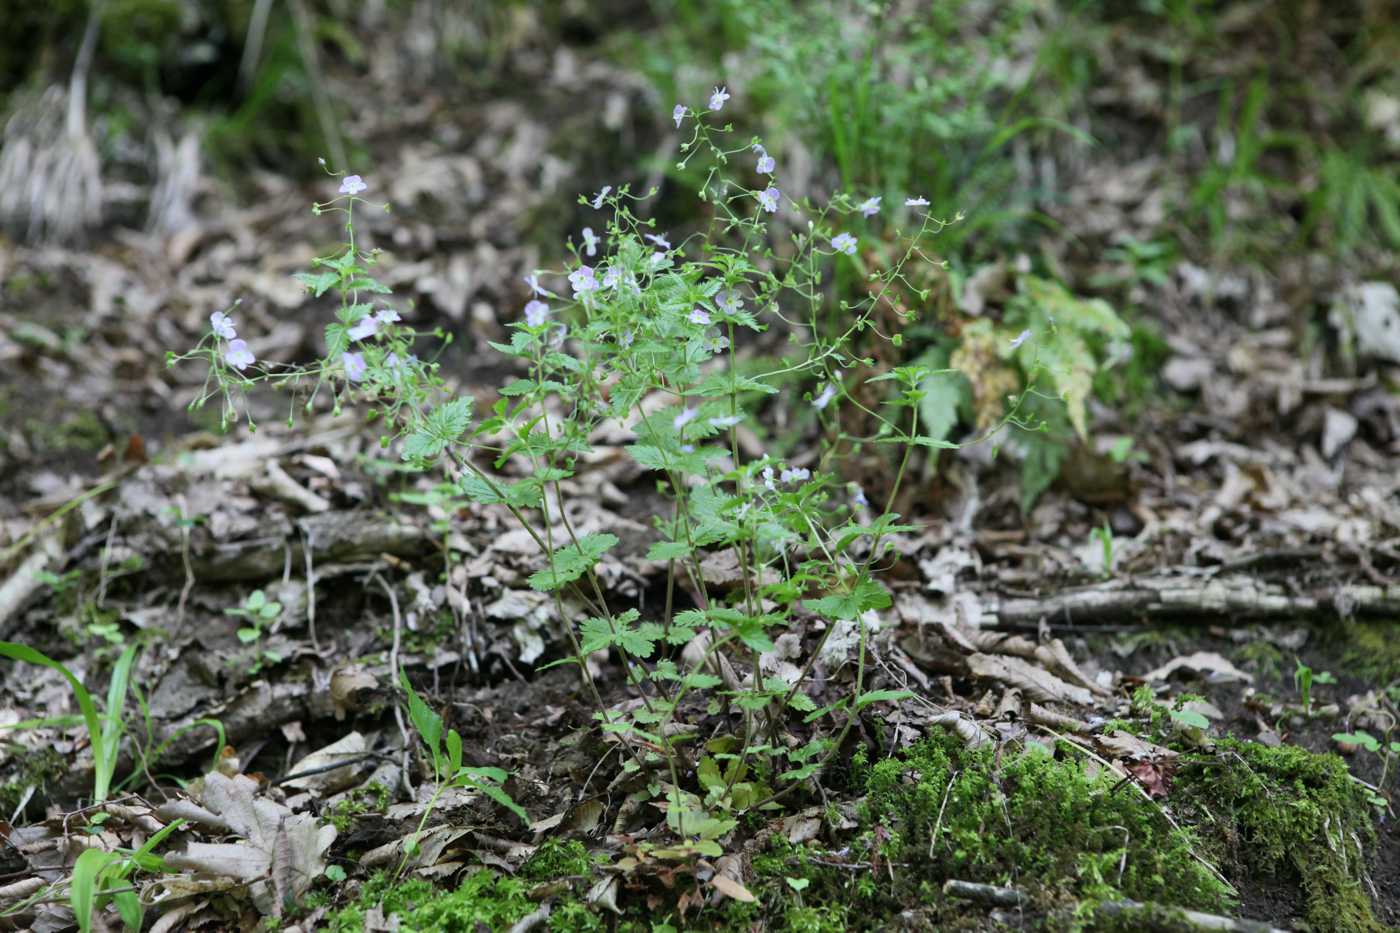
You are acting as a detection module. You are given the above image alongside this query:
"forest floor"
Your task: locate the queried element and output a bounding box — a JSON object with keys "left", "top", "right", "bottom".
{"left": 1, "top": 5, "right": 1399, "bottom": 932}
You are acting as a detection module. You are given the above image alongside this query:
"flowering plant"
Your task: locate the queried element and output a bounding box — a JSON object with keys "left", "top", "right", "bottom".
{"left": 172, "top": 90, "right": 1023, "bottom": 847}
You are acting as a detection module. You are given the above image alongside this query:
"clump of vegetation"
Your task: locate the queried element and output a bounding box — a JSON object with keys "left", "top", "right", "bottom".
{"left": 1175, "top": 739, "right": 1384, "bottom": 933}
{"left": 326, "top": 871, "right": 534, "bottom": 933}
{"left": 856, "top": 730, "right": 1232, "bottom": 912}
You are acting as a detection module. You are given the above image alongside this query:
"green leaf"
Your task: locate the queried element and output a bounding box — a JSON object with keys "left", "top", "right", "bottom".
{"left": 294, "top": 270, "right": 340, "bottom": 298}
{"left": 402, "top": 397, "right": 475, "bottom": 463}
{"left": 646, "top": 541, "right": 692, "bottom": 561}
{"left": 1170, "top": 709, "right": 1211, "bottom": 731}
{"left": 1332, "top": 731, "right": 1380, "bottom": 753}
{"left": 0, "top": 643, "right": 109, "bottom": 801}
{"left": 527, "top": 533, "right": 619, "bottom": 591}
{"left": 854, "top": 689, "right": 914, "bottom": 709}
{"left": 446, "top": 729, "right": 463, "bottom": 776}
{"left": 398, "top": 669, "right": 443, "bottom": 776}
{"left": 71, "top": 848, "right": 121, "bottom": 933}
{"left": 803, "top": 580, "right": 891, "bottom": 620}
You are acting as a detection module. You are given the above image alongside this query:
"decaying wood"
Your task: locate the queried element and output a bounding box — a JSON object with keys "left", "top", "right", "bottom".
{"left": 942, "top": 879, "right": 1027, "bottom": 907}
{"left": 1097, "top": 900, "right": 1287, "bottom": 933}
{"left": 983, "top": 574, "right": 1400, "bottom": 628}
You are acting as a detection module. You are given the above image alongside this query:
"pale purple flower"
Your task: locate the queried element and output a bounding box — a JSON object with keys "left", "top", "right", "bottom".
{"left": 832, "top": 233, "right": 857, "bottom": 255}
{"left": 851, "top": 484, "right": 870, "bottom": 508}
{"left": 762, "top": 466, "right": 776, "bottom": 491}
{"left": 752, "top": 144, "right": 775, "bottom": 175}
{"left": 569, "top": 265, "right": 599, "bottom": 294}
{"left": 343, "top": 351, "right": 366, "bottom": 382}
{"left": 813, "top": 384, "right": 838, "bottom": 410}
{"left": 756, "top": 186, "right": 780, "bottom": 213}
{"left": 524, "top": 300, "right": 549, "bottom": 327}
{"left": 1009, "top": 329, "right": 1031, "bottom": 350}
{"left": 709, "top": 415, "right": 742, "bottom": 428}
{"left": 716, "top": 289, "right": 743, "bottom": 315}
{"left": 645, "top": 232, "right": 671, "bottom": 249}
{"left": 524, "top": 273, "right": 548, "bottom": 297}
{"left": 619, "top": 329, "right": 635, "bottom": 347}
{"left": 649, "top": 252, "right": 668, "bottom": 267}
{"left": 375, "top": 308, "right": 401, "bottom": 324}
{"left": 348, "top": 316, "right": 379, "bottom": 342}
{"left": 673, "top": 104, "right": 686, "bottom": 128}
{"left": 780, "top": 467, "right": 811, "bottom": 484}
{"left": 581, "top": 227, "right": 599, "bottom": 257}
{"left": 339, "top": 175, "right": 367, "bottom": 196}
{"left": 601, "top": 266, "right": 621, "bottom": 289}
{"left": 905, "top": 196, "right": 930, "bottom": 207}
{"left": 710, "top": 335, "right": 730, "bottom": 352}
{"left": 223, "top": 338, "right": 254, "bottom": 371}
{"left": 591, "top": 185, "right": 612, "bottom": 209}
{"left": 673, "top": 407, "right": 698, "bottom": 430}
{"left": 688, "top": 307, "right": 711, "bottom": 325}
{"left": 859, "top": 196, "right": 882, "bottom": 218}
{"left": 680, "top": 444, "right": 695, "bottom": 453}
{"left": 709, "top": 86, "right": 730, "bottom": 111}
{"left": 210, "top": 311, "right": 237, "bottom": 339}
{"left": 385, "top": 352, "right": 403, "bottom": 369}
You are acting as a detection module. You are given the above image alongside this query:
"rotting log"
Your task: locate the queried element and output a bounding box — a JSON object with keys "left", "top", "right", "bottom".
{"left": 982, "top": 574, "right": 1400, "bottom": 629}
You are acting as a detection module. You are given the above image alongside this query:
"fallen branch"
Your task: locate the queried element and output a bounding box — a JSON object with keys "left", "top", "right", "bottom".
{"left": 941, "top": 879, "right": 1026, "bottom": 907}
{"left": 1097, "top": 900, "right": 1287, "bottom": 933}
{"left": 983, "top": 574, "right": 1400, "bottom": 628}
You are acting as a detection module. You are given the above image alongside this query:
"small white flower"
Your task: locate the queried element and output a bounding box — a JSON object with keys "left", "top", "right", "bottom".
{"left": 673, "top": 407, "right": 698, "bottom": 430}
{"left": 859, "top": 196, "right": 882, "bottom": 218}
{"left": 210, "top": 311, "right": 237, "bottom": 339}
{"left": 716, "top": 289, "right": 743, "bottom": 315}
{"left": 649, "top": 252, "right": 668, "bottom": 267}
{"left": 581, "top": 227, "right": 599, "bottom": 257}
{"left": 524, "top": 300, "right": 549, "bottom": 327}
{"left": 905, "top": 196, "right": 930, "bottom": 207}
{"left": 850, "top": 483, "right": 869, "bottom": 508}
{"left": 673, "top": 103, "right": 686, "bottom": 128}
{"left": 709, "top": 415, "right": 742, "bottom": 428}
{"left": 645, "top": 232, "right": 671, "bottom": 249}
{"left": 780, "top": 467, "right": 811, "bottom": 484}
{"left": 711, "top": 335, "right": 730, "bottom": 352}
{"left": 735, "top": 501, "right": 752, "bottom": 520}
{"left": 591, "top": 185, "right": 612, "bottom": 209}
{"left": 375, "top": 308, "right": 401, "bottom": 324}
{"left": 524, "top": 273, "right": 548, "bottom": 297}
{"left": 709, "top": 85, "right": 730, "bottom": 111}
{"left": 813, "top": 384, "right": 838, "bottom": 410}
{"left": 831, "top": 232, "right": 857, "bottom": 255}
{"left": 1009, "top": 329, "right": 1031, "bottom": 350}
{"left": 223, "top": 338, "right": 254, "bottom": 370}
{"left": 756, "top": 186, "right": 780, "bottom": 213}
{"left": 343, "top": 351, "right": 366, "bottom": 382}
{"left": 348, "top": 316, "right": 379, "bottom": 342}
{"left": 762, "top": 466, "right": 776, "bottom": 491}
{"left": 689, "top": 307, "right": 711, "bottom": 325}
{"left": 339, "top": 175, "right": 367, "bottom": 196}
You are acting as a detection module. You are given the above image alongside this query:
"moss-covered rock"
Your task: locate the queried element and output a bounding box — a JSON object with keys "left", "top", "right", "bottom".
{"left": 1175, "top": 739, "right": 1385, "bottom": 933}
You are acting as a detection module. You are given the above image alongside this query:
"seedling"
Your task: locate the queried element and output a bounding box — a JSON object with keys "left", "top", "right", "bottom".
{"left": 225, "top": 589, "right": 282, "bottom": 644}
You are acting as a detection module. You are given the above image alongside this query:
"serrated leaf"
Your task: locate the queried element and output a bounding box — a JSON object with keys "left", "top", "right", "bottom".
{"left": 803, "top": 580, "right": 891, "bottom": 620}
{"left": 647, "top": 541, "right": 692, "bottom": 561}
{"left": 528, "top": 533, "right": 619, "bottom": 591}
{"left": 294, "top": 271, "right": 340, "bottom": 298}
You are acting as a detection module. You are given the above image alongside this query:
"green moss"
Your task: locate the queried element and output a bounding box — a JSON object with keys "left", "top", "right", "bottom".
{"left": 1175, "top": 739, "right": 1384, "bottom": 933}
{"left": 521, "top": 838, "right": 593, "bottom": 882}
{"left": 1329, "top": 621, "right": 1400, "bottom": 689}
{"left": 324, "top": 781, "right": 390, "bottom": 834}
{"left": 0, "top": 745, "right": 66, "bottom": 817}
{"left": 855, "top": 732, "right": 1232, "bottom": 912}
{"left": 328, "top": 870, "right": 534, "bottom": 933}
